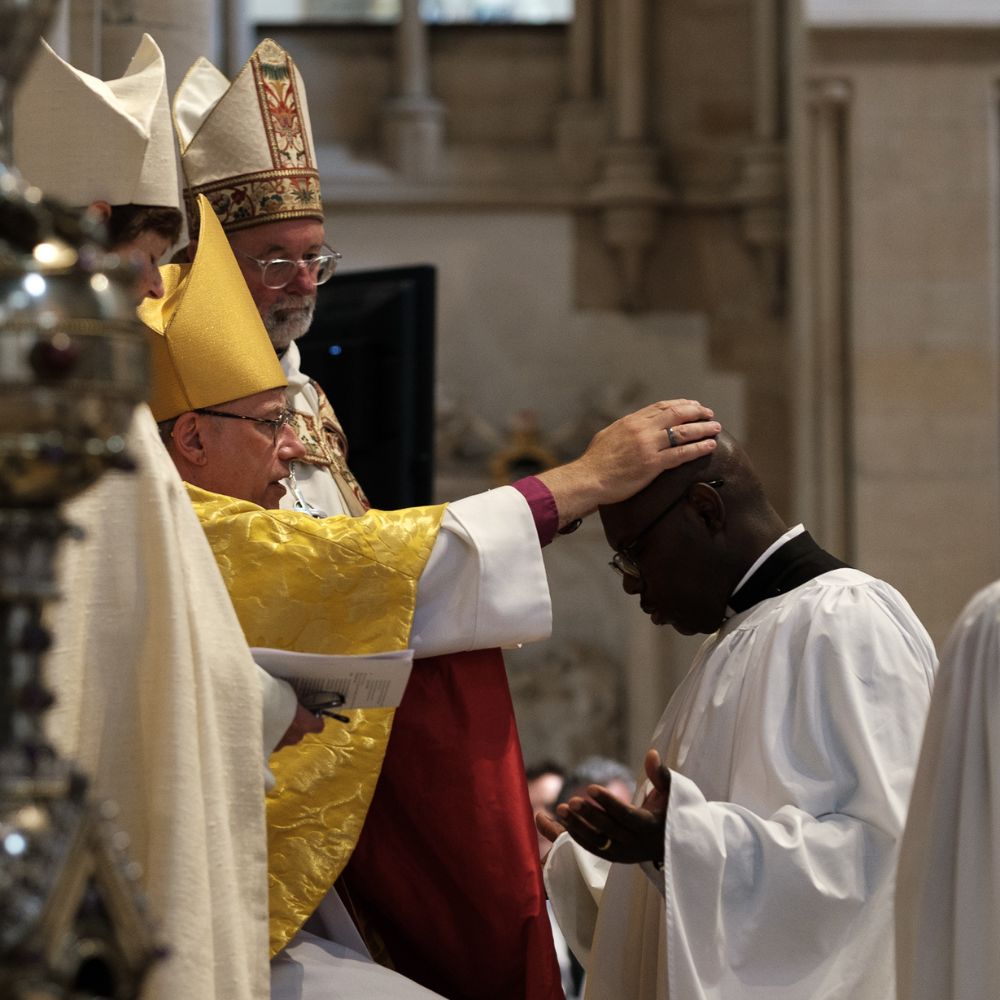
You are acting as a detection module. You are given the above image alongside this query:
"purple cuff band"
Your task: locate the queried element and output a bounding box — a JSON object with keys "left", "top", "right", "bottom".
{"left": 511, "top": 476, "right": 559, "bottom": 548}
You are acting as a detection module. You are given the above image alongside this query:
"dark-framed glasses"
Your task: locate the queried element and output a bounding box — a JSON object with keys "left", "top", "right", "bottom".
{"left": 195, "top": 407, "right": 295, "bottom": 445}
{"left": 239, "top": 245, "right": 342, "bottom": 289}
{"left": 609, "top": 479, "right": 725, "bottom": 580}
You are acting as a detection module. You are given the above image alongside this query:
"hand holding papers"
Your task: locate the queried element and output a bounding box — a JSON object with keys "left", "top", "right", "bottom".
{"left": 251, "top": 647, "right": 415, "bottom": 723}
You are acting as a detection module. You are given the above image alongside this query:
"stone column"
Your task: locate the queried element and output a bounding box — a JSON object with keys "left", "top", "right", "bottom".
{"left": 794, "top": 78, "right": 853, "bottom": 558}
{"left": 67, "top": 0, "right": 102, "bottom": 76}
{"left": 733, "top": 0, "right": 788, "bottom": 315}
{"left": 567, "top": 0, "right": 596, "bottom": 102}
{"left": 588, "top": 0, "right": 671, "bottom": 311}
{"left": 556, "top": 0, "right": 605, "bottom": 181}
{"left": 219, "top": 0, "right": 254, "bottom": 77}
{"left": 614, "top": 0, "right": 644, "bottom": 143}
{"left": 46, "top": 0, "right": 71, "bottom": 60}
{"left": 381, "top": 0, "right": 446, "bottom": 180}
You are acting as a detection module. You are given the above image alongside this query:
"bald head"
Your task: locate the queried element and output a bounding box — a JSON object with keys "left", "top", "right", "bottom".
{"left": 599, "top": 431, "right": 786, "bottom": 635}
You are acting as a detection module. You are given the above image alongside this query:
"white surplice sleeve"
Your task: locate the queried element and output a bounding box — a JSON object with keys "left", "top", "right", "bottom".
{"left": 544, "top": 831, "right": 612, "bottom": 967}
{"left": 408, "top": 485, "right": 552, "bottom": 657}
{"left": 895, "top": 580, "right": 1000, "bottom": 1000}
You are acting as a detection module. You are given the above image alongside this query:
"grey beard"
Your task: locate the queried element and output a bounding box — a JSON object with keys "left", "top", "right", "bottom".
{"left": 263, "top": 296, "right": 316, "bottom": 350}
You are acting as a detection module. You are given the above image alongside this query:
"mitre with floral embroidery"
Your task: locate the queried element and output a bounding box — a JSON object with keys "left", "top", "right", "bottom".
{"left": 173, "top": 38, "right": 323, "bottom": 235}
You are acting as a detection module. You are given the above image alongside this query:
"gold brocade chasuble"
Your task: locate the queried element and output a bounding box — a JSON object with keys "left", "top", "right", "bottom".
{"left": 186, "top": 484, "right": 445, "bottom": 955}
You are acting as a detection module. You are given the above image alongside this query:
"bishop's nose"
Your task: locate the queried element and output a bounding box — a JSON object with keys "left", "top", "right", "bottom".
{"left": 277, "top": 423, "right": 307, "bottom": 461}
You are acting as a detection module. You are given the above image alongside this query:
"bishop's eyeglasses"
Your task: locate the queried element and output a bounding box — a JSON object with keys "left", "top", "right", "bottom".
{"left": 195, "top": 407, "right": 295, "bottom": 445}
{"left": 239, "top": 246, "right": 342, "bottom": 289}
{"left": 610, "top": 479, "right": 725, "bottom": 580}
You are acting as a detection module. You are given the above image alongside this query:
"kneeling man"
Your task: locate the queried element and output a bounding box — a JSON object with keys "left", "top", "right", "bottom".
{"left": 540, "top": 432, "right": 936, "bottom": 1000}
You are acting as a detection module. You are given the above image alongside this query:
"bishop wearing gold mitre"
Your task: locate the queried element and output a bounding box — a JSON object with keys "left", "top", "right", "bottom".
{"left": 139, "top": 194, "right": 560, "bottom": 997}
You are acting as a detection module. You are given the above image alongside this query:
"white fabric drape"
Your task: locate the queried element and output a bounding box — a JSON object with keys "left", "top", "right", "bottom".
{"left": 895, "top": 580, "right": 1000, "bottom": 1000}
{"left": 48, "top": 404, "right": 271, "bottom": 1000}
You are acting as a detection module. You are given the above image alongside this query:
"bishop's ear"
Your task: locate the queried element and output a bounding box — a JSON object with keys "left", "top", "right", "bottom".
{"left": 168, "top": 411, "right": 209, "bottom": 467}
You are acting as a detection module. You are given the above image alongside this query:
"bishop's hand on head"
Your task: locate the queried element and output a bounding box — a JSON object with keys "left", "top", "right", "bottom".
{"left": 536, "top": 400, "right": 721, "bottom": 530}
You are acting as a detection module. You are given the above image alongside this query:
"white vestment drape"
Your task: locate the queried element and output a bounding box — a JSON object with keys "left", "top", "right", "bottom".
{"left": 547, "top": 568, "right": 936, "bottom": 1000}
{"left": 895, "top": 579, "right": 1000, "bottom": 1000}
{"left": 48, "top": 404, "right": 271, "bottom": 1000}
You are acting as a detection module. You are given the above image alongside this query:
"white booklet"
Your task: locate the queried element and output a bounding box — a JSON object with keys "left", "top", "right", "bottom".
{"left": 250, "top": 647, "right": 414, "bottom": 711}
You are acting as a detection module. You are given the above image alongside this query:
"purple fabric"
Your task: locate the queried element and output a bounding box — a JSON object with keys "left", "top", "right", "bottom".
{"left": 511, "top": 477, "right": 558, "bottom": 547}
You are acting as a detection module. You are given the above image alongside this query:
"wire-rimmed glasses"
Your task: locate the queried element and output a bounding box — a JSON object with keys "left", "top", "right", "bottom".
{"left": 194, "top": 407, "right": 295, "bottom": 445}
{"left": 239, "top": 246, "right": 342, "bottom": 289}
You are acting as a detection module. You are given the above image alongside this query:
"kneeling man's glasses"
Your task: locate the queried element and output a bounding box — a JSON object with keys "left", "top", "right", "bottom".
{"left": 610, "top": 479, "right": 725, "bottom": 580}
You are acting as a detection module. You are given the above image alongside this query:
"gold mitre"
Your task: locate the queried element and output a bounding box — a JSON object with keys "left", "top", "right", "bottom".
{"left": 173, "top": 38, "right": 322, "bottom": 235}
{"left": 14, "top": 34, "right": 179, "bottom": 209}
{"left": 139, "top": 194, "right": 286, "bottom": 421}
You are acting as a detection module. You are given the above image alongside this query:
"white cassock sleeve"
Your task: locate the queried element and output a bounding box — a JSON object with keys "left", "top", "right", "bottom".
{"left": 895, "top": 580, "right": 1000, "bottom": 1000}
{"left": 558, "top": 572, "right": 935, "bottom": 1000}
{"left": 543, "top": 832, "right": 612, "bottom": 967}
{"left": 408, "top": 485, "right": 552, "bottom": 657}
{"left": 259, "top": 485, "right": 550, "bottom": 764}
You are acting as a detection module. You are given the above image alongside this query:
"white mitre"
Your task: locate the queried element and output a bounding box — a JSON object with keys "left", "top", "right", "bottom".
{"left": 13, "top": 34, "right": 179, "bottom": 209}
{"left": 173, "top": 38, "right": 322, "bottom": 235}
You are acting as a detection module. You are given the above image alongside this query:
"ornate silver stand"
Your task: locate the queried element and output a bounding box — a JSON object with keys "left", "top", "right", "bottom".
{"left": 0, "top": 5, "right": 161, "bottom": 996}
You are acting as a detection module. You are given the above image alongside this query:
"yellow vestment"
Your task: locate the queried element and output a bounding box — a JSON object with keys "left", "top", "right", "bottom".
{"left": 187, "top": 484, "right": 445, "bottom": 954}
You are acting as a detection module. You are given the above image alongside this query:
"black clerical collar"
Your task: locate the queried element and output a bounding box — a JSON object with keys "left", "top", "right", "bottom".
{"left": 727, "top": 531, "right": 850, "bottom": 615}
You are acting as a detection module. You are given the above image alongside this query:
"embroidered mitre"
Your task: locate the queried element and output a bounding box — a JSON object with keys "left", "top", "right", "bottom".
{"left": 138, "top": 194, "right": 286, "bottom": 420}
{"left": 14, "top": 34, "right": 179, "bottom": 209}
{"left": 173, "top": 38, "right": 323, "bottom": 234}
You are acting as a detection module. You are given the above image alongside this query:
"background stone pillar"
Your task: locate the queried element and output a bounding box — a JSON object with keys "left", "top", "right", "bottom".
{"left": 733, "top": 0, "right": 787, "bottom": 314}
{"left": 589, "top": 0, "right": 671, "bottom": 311}
{"left": 795, "top": 77, "right": 853, "bottom": 560}
{"left": 381, "top": 0, "right": 446, "bottom": 180}
{"left": 556, "top": 0, "right": 604, "bottom": 180}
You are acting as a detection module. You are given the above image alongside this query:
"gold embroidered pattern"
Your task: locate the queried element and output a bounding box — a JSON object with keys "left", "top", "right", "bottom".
{"left": 187, "top": 485, "right": 446, "bottom": 955}
{"left": 312, "top": 382, "right": 370, "bottom": 512}
{"left": 185, "top": 170, "right": 322, "bottom": 234}
{"left": 252, "top": 39, "right": 313, "bottom": 172}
